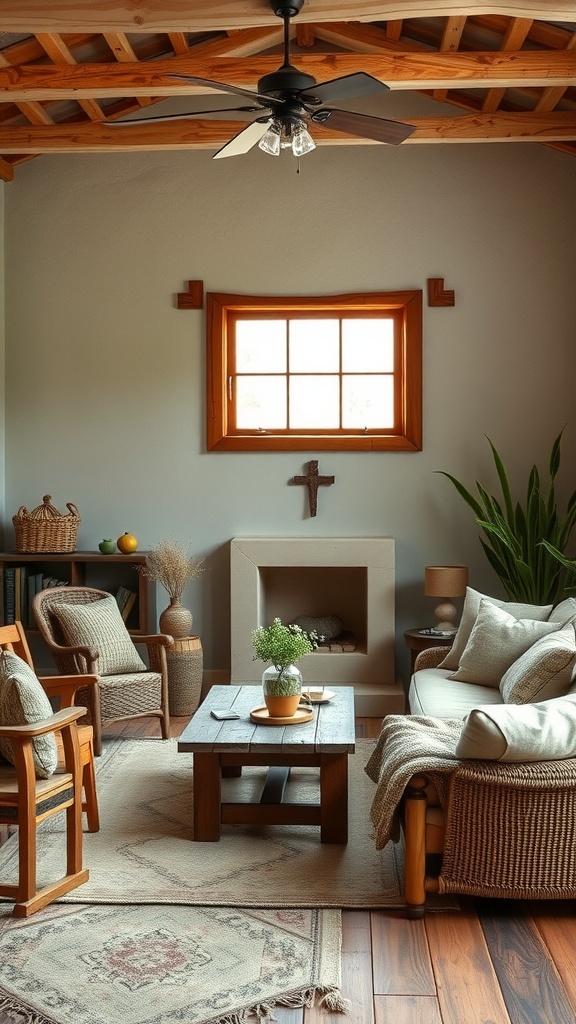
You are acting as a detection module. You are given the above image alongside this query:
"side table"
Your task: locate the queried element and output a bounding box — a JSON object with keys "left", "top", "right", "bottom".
{"left": 166, "top": 635, "right": 203, "bottom": 716}
{"left": 403, "top": 628, "right": 455, "bottom": 676}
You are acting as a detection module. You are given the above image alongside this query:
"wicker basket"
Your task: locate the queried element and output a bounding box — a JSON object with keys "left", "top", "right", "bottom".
{"left": 12, "top": 494, "right": 81, "bottom": 553}
{"left": 166, "top": 635, "right": 203, "bottom": 716}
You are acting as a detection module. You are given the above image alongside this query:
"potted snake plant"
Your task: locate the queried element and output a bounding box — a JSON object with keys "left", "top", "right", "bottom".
{"left": 437, "top": 430, "right": 576, "bottom": 605}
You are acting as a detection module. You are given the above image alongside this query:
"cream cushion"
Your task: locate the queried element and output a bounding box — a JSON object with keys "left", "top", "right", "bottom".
{"left": 409, "top": 667, "right": 503, "bottom": 719}
{"left": 549, "top": 597, "right": 576, "bottom": 624}
{"left": 499, "top": 625, "right": 576, "bottom": 704}
{"left": 448, "top": 599, "right": 559, "bottom": 687}
{"left": 0, "top": 651, "right": 58, "bottom": 778}
{"left": 456, "top": 695, "right": 576, "bottom": 762}
{"left": 55, "top": 595, "right": 146, "bottom": 675}
{"left": 438, "top": 587, "right": 553, "bottom": 672}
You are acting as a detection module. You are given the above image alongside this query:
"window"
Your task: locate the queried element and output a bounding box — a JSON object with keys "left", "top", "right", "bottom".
{"left": 206, "top": 290, "right": 422, "bottom": 451}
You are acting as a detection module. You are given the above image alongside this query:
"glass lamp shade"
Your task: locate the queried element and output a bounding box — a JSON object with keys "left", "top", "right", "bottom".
{"left": 258, "top": 119, "right": 316, "bottom": 158}
{"left": 258, "top": 123, "right": 281, "bottom": 156}
{"left": 292, "top": 123, "right": 316, "bottom": 156}
{"left": 424, "top": 565, "right": 468, "bottom": 631}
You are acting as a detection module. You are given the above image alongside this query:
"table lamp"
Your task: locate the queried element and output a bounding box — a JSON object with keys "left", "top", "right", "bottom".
{"left": 424, "top": 565, "right": 469, "bottom": 632}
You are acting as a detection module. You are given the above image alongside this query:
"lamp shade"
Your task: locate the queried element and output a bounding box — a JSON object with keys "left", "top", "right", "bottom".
{"left": 424, "top": 565, "right": 468, "bottom": 598}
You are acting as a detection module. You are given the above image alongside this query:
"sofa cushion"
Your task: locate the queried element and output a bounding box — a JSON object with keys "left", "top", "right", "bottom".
{"left": 499, "top": 624, "right": 576, "bottom": 704}
{"left": 549, "top": 597, "right": 576, "bottom": 624}
{"left": 409, "top": 667, "right": 503, "bottom": 718}
{"left": 54, "top": 595, "right": 146, "bottom": 675}
{"left": 438, "top": 587, "right": 553, "bottom": 672}
{"left": 448, "top": 599, "right": 558, "bottom": 687}
{"left": 456, "top": 695, "right": 576, "bottom": 762}
{"left": 0, "top": 651, "right": 58, "bottom": 778}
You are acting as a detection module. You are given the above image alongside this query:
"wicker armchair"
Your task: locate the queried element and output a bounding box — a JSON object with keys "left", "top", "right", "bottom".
{"left": 33, "top": 587, "right": 173, "bottom": 756}
{"left": 403, "top": 645, "right": 576, "bottom": 916}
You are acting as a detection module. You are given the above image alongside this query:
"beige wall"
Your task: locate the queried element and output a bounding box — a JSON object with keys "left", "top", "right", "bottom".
{"left": 4, "top": 140, "right": 576, "bottom": 680}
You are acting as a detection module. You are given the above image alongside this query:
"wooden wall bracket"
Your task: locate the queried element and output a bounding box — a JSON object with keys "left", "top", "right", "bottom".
{"left": 427, "top": 278, "right": 455, "bottom": 307}
{"left": 177, "top": 280, "right": 204, "bottom": 309}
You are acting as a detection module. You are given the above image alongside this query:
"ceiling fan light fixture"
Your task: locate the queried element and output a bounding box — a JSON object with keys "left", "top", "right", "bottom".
{"left": 258, "top": 122, "right": 281, "bottom": 156}
{"left": 292, "top": 122, "right": 316, "bottom": 156}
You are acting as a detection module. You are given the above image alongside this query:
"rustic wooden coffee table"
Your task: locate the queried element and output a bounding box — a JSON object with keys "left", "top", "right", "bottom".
{"left": 178, "top": 684, "right": 355, "bottom": 843}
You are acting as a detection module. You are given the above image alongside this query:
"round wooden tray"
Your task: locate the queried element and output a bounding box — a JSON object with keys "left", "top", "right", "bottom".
{"left": 249, "top": 705, "right": 314, "bottom": 726}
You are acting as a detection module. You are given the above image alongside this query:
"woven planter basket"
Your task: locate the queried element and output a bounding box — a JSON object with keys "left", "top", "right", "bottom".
{"left": 12, "top": 494, "right": 81, "bottom": 553}
{"left": 166, "top": 635, "right": 203, "bottom": 716}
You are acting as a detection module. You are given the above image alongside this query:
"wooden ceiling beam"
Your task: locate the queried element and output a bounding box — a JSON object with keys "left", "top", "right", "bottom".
{"left": 482, "top": 17, "right": 534, "bottom": 111}
{"left": 1, "top": 51, "right": 575, "bottom": 101}
{"left": 0, "top": 111, "right": 574, "bottom": 152}
{"left": 3, "top": 1, "right": 576, "bottom": 33}
{"left": 35, "top": 33, "right": 106, "bottom": 122}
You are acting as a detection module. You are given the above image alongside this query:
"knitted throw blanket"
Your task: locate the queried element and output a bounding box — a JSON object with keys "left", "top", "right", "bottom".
{"left": 364, "top": 715, "right": 465, "bottom": 850}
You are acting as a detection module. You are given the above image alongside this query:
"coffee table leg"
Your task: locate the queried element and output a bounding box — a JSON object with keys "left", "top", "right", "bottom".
{"left": 320, "top": 753, "right": 348, "bottom": 843}
{"left": 193, "top": 752, "right": 221, "bottom": 841}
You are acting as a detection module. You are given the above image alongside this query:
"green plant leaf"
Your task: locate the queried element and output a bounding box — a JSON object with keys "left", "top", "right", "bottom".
{"left": 439, "top": 432, "right": 576, "bottom": 604}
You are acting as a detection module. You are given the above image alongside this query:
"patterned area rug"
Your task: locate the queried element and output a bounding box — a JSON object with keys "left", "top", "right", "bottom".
{"left": 0, "top": 903, "right": 343, "bottom": 1024}
{"left": 0, "top": 737, "right": 406, "bottom": 909}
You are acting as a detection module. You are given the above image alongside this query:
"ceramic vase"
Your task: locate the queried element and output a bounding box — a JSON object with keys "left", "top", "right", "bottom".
{"left": 262, "top": 664, "right": 303, "bottom": 718}
{"left": 159, "top": 596, "right": 193, "bottom": 639}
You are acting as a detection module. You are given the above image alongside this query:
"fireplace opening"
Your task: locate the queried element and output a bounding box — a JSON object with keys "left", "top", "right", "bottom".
{"left": 260, "top": 565, "right": 367, "bottom": 653}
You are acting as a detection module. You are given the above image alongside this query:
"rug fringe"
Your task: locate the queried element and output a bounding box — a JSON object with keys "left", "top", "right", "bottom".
{"left": 0, "top": 989, "right": 59, "bottom": 1024}
{"left": 205, "top": 985, "right": 349, "bottom": 1024}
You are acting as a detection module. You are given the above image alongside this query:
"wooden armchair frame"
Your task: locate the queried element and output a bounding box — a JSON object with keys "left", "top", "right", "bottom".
{"left": 0, "top": 621, "right": 99, "bottom": 832}
{"left": 0, "top": 704, "right": 88, "bottom": 916}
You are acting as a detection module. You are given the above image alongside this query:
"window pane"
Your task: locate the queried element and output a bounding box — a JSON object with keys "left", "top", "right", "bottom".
{"left": 342, "top": 319, "right": 394, "bottom": 372}
{"left": 289, "top": 320, "right": 340, "bottom": 372}
{"left": 290, "top": 375, "right": 340, "bottom": 428}
{"left": 236, "top": 320, "right": 287, "bottom": 373}
{"left": 342, "top": 375, "right": 394, "bottom": 428}
{"left": 236, "top": 375, "right": 287, "bottom": 429}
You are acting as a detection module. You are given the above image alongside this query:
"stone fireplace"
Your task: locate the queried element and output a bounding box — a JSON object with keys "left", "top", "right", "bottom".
{"left": 230, "top": 537, "right": 404, "bottom": 716}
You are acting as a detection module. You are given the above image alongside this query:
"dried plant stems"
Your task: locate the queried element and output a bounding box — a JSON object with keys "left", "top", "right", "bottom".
{"left": 136, "top": 539, "right": 204, "bottom": 599}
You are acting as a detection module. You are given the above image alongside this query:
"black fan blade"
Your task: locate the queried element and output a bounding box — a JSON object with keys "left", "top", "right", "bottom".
{"left": 312, "top": 108, "right": 416, "bottom": 146}
{"left": 213, "top": 119, "right": 271, "bottom": 159}
{"left": 170, "top": 74, "right": 281, "bottom": 107}
{"left": 109, "top": 106, "right": 268, "bottom": 126}
{"left": 300, "top": 72, "right": 390, "bottom": 106}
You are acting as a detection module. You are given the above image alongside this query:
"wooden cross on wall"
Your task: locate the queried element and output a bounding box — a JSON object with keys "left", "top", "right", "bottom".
{"left": 292, "top": 460, "right": 335, "bottom": 517}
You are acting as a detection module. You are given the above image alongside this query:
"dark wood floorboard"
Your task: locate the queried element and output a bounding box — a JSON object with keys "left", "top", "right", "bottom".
{"left": 102, "top": 713, "right": 576, "bottom": 1024}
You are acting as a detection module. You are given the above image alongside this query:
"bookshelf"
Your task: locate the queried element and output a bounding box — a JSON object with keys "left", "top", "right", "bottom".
{"left": 0, "top": 551, "right": 154, "bottom": 635}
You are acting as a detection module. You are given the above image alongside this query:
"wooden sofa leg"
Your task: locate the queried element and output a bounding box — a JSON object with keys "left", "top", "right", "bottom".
{"left": 403, "top": 774, "right": 428, "bottom": 919}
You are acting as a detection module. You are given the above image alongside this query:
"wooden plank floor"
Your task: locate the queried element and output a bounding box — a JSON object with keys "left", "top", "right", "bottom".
{"left": 104, "top": 713, "right": 576, "bottom": 1024}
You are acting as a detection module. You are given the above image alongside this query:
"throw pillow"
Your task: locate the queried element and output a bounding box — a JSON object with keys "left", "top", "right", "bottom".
{"left": 0, "top": 651, "right": 58, "bottom": 778}
{"left": 438, "top": 587, "right": 553, "bottom": 672}
{"left": 499, "top": 625, "right": 576, "bottom": 704}
{"left": 548, "top": 597, "right": 576, "bottom": 624}
{"left": 55, "top": 595, "right": 146, "bottom": 675}
{"left": 448, "top": 598, "right": 558, "bottom": 687}
{"left": 456, "top": 695, "right": 576, "bottom": 762}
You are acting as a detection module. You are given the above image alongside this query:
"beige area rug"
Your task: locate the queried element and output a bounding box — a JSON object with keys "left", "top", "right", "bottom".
{"left": 0, "top": 903, "right": 343, "bottom": 1024}
{"left": 0, "top": 737, "right": 408, "bottom": 910}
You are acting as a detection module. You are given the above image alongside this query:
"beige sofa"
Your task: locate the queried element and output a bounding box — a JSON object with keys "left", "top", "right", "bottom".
{"left": 397, "top": 588, "right": 576, "bottom": 915}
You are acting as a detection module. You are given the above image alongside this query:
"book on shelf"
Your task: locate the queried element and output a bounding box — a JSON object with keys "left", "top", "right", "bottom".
{"left": 121, "top": 590, "right": 137, "bottom": 623}
{"left": 116, "top": 586, "right": 137, "bottom": 622}
{"left": 4, "top": 566, "right": 17, "bottom": 624}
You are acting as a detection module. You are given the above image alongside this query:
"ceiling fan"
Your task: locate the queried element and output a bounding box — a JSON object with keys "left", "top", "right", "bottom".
{"left": 111, "top": 0, "right": 416, "bottom": 160}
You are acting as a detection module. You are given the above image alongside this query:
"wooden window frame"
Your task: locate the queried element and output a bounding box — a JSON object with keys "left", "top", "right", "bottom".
{"left": 206, "top": 290, "right": 422, "bottom": 452}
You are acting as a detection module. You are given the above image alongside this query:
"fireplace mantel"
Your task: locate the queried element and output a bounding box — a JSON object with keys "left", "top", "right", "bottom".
{"left": 230, "top": 537, "right": 404, "bottom": 716}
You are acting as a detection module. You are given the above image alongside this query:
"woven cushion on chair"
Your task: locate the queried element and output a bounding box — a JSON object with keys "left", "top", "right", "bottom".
{"left": 0, "top": 651, "right": 58, "bottom": 778}
{"left": 54, "top": 595, "right": 146, "bottom": 675}
{"left": 98, "top": 672, "right": 162, "bottom": 720}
